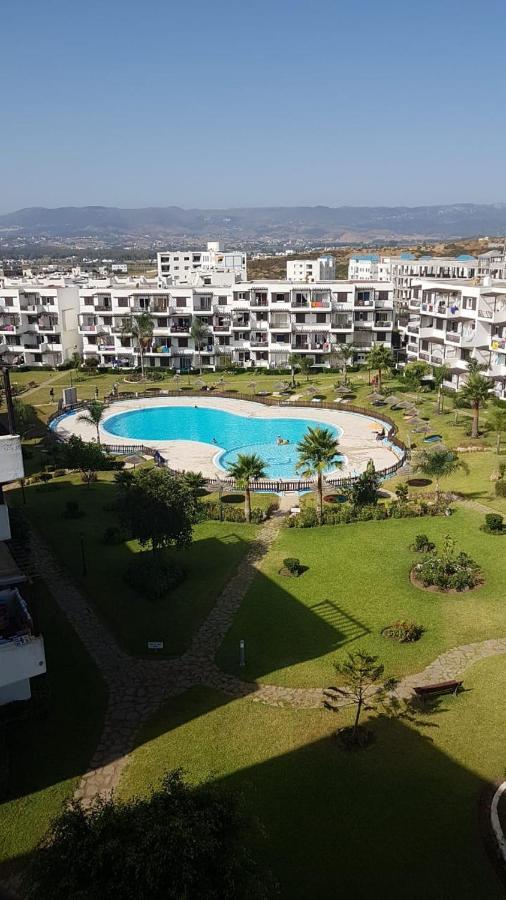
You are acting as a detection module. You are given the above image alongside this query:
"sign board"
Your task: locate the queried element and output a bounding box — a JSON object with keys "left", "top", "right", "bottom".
{"left": 147, "top": 641, "right": 164, "bottom": 650}
{"left": 0, "top": 435, "right": 24, "bottom": 483}
{"left": 62, "top": 386, "right": 78, "bottom": 407}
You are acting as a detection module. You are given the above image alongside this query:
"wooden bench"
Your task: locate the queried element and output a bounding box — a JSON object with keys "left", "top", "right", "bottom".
{"left": 414, "top": 680, "right": 463, "bottom": 698}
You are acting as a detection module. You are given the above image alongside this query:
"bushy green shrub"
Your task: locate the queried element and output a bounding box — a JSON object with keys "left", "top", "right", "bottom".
{"left": 382, "top": 621, "right": 424, "bottom": 643}
{"left": 286, "top": 500, "right": 442, "bottom": 528}
{"left": 39, "top": 472, "right": 53, "bottom": 483}
{"left": 81, "top": 471, "right": 98, "bottom": 484}
{"left": 282, "top": 557, "right": 302, "bottom": 576}
{"left": 200, "top": 502, "right": 246, "bottom": 522}
{"left": 63, "top": 500, "right": 84, "bottom": 519}
{"left": 484, "top": 513, "right": 504, "bottom": 533}
{"left": 126, "top": 555, "right": 185, "bottom": 601}
{"left": 495, "top": 480, "right": 506, "bottom": 497}
{"left": 414, "top": 535, "right": 481, "bottom": 591}
{"left": 411, "top": 533, "right": 435, "bottom": 553}
{"left": 102, "top": 525, "right": 128, "bottom": 545}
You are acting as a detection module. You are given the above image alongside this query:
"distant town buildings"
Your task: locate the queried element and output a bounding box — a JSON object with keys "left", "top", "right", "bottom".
{"left": 286, "top": 256, "right": 336, "bottom": 282}
{"left": 157, "top": 241, "right": 247, "bottom": 285}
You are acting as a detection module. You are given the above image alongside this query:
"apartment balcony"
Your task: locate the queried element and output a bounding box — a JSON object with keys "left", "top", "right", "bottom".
{"left": 490, "top": 336, "right": 506, "bottom": 353}
{"left": 421, "top": 302, "right": 448, "bottom": 316}
{"left": 251, "top": 297, "right": 268, "bottom": 308}
{"left": 478, "top": 304, "right": 506, "bottom": 324}
{"left": 419, "top": 350, "right": 431, "bottom": 362}
{"left": 170, "top": 324, "right": 191, "bottom": 334}
{"left": 232, "top": 320, "right": 250, "bottom": 329}
{"left": 213, "top": 324, "right": 231, "bottom": 334}
{"left": 146, "top": 346, "right": 172, "bottom": 356}
{"left": 445, "top": 330, "right": 476, "bottom": 347}
{"left": 330, "top": 317, "right": 353, "bottom": 330}
{"left": 354, "top": 298, "right": 375, "bottom": 308}
{"left": 79, "top": 323, "right": 97, "bottom": 333}
{"left": 41, "top": 342, "right": 63, "bottom": 353}
{"left": 334, "top": 301, "right": 354, "bottom": 311}
{"left": 250, "top": 338, "right": 269, "bottom": 348}
{"left": 374, "top": 319, "right": 393, "bottom": 329}
{"left": 375, "top": 299, "right": 394, "bottom": 310}
{"left": 293, "top": 323, "right": 329, "bottom": 332}
{"left": 354, "top": 319, "right": 374, "bottom": 328}
{"left": 420, "top": 326, "right": 445, "bottom": 341}
{"left": 250, "top": 318, "right": 268, "bottom": 329}
{"left": 270, "top": 320, "right": 291, "bottom": 331}
{"left": 94, "top": 304, "right": 113, "bottom": 313}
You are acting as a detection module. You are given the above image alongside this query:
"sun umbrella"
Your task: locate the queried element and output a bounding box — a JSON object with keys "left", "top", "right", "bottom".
{"left": 384, "top": 395, "right": 401, "bottom": 406}
{"left": 413, "top": 423, "right": 430, "bottom": 434}
{"left": 408, "top": 417, "right": 428, "bottom": 428}
{"left": 274, "top": 381, "right": 289, "bottom": 392}
{"left": 335, "top": 384, "right": 353, "bottom": 394}
{"left": 368, "top": 391, "right": 385, "bottom": 403}
{"left": 396, "top": 399, "right": 414, "bottom": 410}
{"left": 304, "top": 385, "right": 318, "bottom": 395}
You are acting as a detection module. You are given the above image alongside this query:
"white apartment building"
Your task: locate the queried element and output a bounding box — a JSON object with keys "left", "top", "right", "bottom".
{"left": 286, "top": 256, "right": 336, "bottom": 282}
{"left": 157, "top": 241, "right": 247, "bottom": 284}
{"left": 347, "top": 255, "right": 391, "bottom": 282}
{"left": 0, "top": 277, "right": 80, "bottom": 367}
{"left": 403, "top": 277, "right": 506, "bottom": 397}
{"left": 0, "top": 434, "right": 46, "bottom": 706}
{"left": 78, "top": 279, "right": 394, "bottom": 371}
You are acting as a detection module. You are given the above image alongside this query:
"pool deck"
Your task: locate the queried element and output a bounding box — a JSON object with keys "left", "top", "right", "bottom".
{"left": 55, "top": 396, "right": 399, "bottom": 480}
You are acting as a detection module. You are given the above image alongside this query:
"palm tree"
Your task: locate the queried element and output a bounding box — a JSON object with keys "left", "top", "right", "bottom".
{"left": 226, "top": 453, "right": 266, "bottom": 522}
{"left": 181, "top": 470, "right": 208, "bottom": 498}
{"left": 432, "top": 364, "right": 451, "bottom": 413}
{"left": 413, "top": 447, "right": 468, "bottom": 502}
{"left": 467, "top": 357, "right": 487, "bottom": 376}
{"left": 121, "top": 312, "right": 154, "bottom": 379}
{"left": 190, "top": 317, "right": 210, "bottom": 375}
{"left": 487, "top": 404, "right": 506, "bottom": 453}
{"left": 296, "top": 426, "right": 342, "bottom": 524}
{"left": 459, "top": 372, "right": 491, "bottom": 438}
{"left": 366, "top": 343, "right": 394, "bottom": 392}
{"left": 77, "top": 400, "right": 105, "bottom": 445}
{"left": 287, "top": 353, "right": 300, "bottom": 388}
{"left": 336, "top": 342, "right": 355, "bottom": 384}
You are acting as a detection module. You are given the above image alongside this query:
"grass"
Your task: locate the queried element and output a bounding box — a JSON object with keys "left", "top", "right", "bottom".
{"left": 117, "top": 657, "right": 506, "bottom": 899}
{"left": 201, "top": 490, "right": 278, "bottom": 512}
{"left": 217, "top": 507, "right": 506, "bottom": 687}
{"left": 9, "top": 474, "right": 258, "bottom": 657}
{"left": 0, "top": 580, "right": 106, "bottom": 874}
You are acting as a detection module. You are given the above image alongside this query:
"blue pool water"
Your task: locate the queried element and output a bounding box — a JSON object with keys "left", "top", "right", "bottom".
{"left": 102, "top": 405, "right": 342, "bottom": 478}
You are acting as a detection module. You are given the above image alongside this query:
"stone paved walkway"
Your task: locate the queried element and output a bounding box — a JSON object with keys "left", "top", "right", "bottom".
{"left": 25, "top": 511, "right": 506, "bottom": 805}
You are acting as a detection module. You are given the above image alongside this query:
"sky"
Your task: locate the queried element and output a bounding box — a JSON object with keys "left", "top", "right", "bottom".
{"left": 1, "top": 0, "right": 506, "bottom": 212}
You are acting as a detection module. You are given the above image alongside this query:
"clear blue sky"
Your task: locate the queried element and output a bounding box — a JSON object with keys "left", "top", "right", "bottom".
{"left": 2, "top": 0, "right": 506, "bottom": 212}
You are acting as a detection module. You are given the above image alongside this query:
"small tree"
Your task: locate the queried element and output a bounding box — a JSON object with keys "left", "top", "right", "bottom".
{"left": 487, "top": 403, "right": 506, "bottom": 454}
{"left": 117, "top": 467, "right": 195, "bottom": 553}
{"left": 27, "top": 770, "right": 269, "bottom": 900}
{"left": 328, "top": 650, "right": 396, "bottom": 744}
{"left": 296, "top": 426, "right": 342, "bottom": 524}
{"left": 297, "top": 355, "right": 313, "bottom": 381}
{"left": 190, "top": 317, "right": 210, "bottom": 375}
{"left": 226, "top": 453, "right": 266, "bottom": 522}
{"left": 350, "top": 459, "right": 380, "bottom": 507}
{"left": 366, "top": 343, "right": 394, "bottom": 391}
{"left": 335, "top": 342, "right": 355, "bottom": 383}
{"left": 413, "top": 447, "right": 468, "bottom": 502}
{"left": 77, "top": 400, "right": 105, "bottom": 445}
{"left": 121, "top": 312, "right": 154, "bottom": 379}
{"left": 12, "top": 399, "right": 39, "bottom": 439}
{"left": 287, "top": 353, "right": 300, "bottom": 388}
{"left": 432, "top": 364, "right": 451, "bottom": 413}
{"left": 61, "top": 435, "right": 111, "bottom": 487}
{"left": 459, "top": 372, "right": 491, "bottom": 438}
{"left": 181, "top": 470, "right": 207, "bottom": 498}
{"left": 403, "top": 360, "right": 430, "bottom": 398}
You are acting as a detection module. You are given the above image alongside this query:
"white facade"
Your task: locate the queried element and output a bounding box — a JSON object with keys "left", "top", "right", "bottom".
{"left": 287, "top": 256, "right": 336, "bottom": 282}
{"left": 0, "top": 277, "right": 80, "bottom": 367}
{"left": 157, "top": 241, "right": 247, "bottom": 285}
{"left": 402, "top": 277, "right": 506, "bottom": 396}
{"left": 0, "top": 434, "right": 47, "bottom": 706}
{"left": 78, "top": 278, "right": 394, "bottom": 371}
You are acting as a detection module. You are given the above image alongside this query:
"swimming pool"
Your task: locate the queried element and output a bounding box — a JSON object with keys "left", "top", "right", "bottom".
{"left": 102, "top": 405, "right": 342, "bottom": 478}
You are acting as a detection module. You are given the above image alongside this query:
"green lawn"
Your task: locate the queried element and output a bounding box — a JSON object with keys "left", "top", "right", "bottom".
{"left": 0, "top": 581, "right": 106, "bottom": 874}
{"left": 217, "top": 507, "right": 506, "bottom": 687}
{"left": 118, "top": 657, "right": 506, "bottom": 898}
{"left": 9, "top": 475, "right": 258, "bottom": 657}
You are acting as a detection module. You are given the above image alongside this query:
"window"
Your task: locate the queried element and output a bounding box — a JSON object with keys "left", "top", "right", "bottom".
{"left": 118, "top": 298, "right": 128, "bottom": 307}
{"left": 176, "top": 298, "right": 187, "bottom": 308}
{"left": 295, "top": 313, "right": 306, "bottom": 323}
{"left": 179, "top": 338, "right": 188, "bottom": 348}
{"left": 376, "top": 332, "right": 386, "bottom": 342}
{"left": 316, "top": 313, "right": 326, "bottom": 323}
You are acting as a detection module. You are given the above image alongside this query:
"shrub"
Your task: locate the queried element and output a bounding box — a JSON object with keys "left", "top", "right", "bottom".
{"left": 282, "top": 557, "right": 302, "bottom": 576}
{"left": 81, "top": 471, "right": 98, "bottom": 484}
{"left": 101, "top": 525, "right": 127, "bottom": 545}
{"left": 495, "top": 480, "right": 506, "bottom": 497}
{"left": 411, "top": 533, "right": 435, "bottom": 553}
{"left": 484, "top": 513, "right": 504, "bottom": 533}
{"left": 382, "top": 621, "right": 424, "bottom": 643}
{"left": 53, "top": 469, "right": 67, "bottom": 478}
{"left": 63, "top": 500, "right": 84, "bottom": 519}
{"left": 414, "top": 536, "right": 481, "bottom": 592}
{"left": 126, "top": 555, "right": 185, "bottom": 601}
{"left": 395, "top": 482, "right": 409, "bottom": 502}
{"left": 39, "top": 472, "right": 53, "bottom": 483}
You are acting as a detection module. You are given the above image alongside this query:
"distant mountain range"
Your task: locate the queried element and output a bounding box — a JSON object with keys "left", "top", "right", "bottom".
{"left": 1, "top": 203, "right": 506, "bottom": 243}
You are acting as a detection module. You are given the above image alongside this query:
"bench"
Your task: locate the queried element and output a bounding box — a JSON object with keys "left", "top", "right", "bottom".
{"left": 414, "top": 680, "right": 463, "bottom": 698}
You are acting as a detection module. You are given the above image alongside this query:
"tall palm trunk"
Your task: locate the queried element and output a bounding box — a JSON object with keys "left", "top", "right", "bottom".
{"left": 139, "top": 346, "right": 145, "bottom": 379}
{"left": 471, "top": 401, "right": 479, "bottom": 439}
{"left": 378, "top": 368, "right": 382, "bottom": 391}
{"left": 497, "top": 431, "right": 501, "bottom": 454}
{"left": 290, "top": 365, "right": 295, "bottom": 388}
{"left": 317, "top": 471, "right": 323, "bottom": 525}
{"left": 244, "top": 483, "right": 251, "bottom": 522}
{"left": 435, "top": 478, "right": 440, "bottom": 503}
{"left": 96, "top": 424, "right": 101, "bottom": 445}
